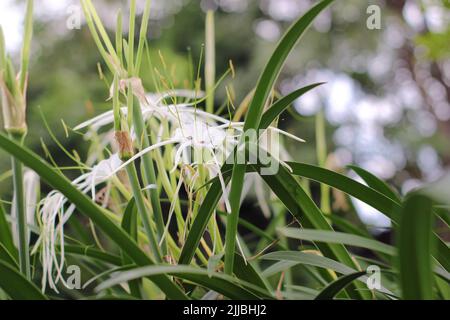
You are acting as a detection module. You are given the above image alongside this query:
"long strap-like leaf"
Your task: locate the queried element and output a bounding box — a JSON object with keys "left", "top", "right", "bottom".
{"left": 95, "top": 265, "right": 273, "bottom": 300}
{"left": 226, "top": 0, "right": 334, "bottom": 275}
{"left": 398, "top": 194, "right": 434, "bottom": 300}
{"left": 315, "top": 271, "right": 367, "bottom": 300}
{"left": 0, "top": 260, "right": 47, "bottom": 300}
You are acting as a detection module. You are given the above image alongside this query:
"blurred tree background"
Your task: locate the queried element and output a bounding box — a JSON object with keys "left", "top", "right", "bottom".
{"left": 0, "top": 0, "right": 449, "bottom": 232}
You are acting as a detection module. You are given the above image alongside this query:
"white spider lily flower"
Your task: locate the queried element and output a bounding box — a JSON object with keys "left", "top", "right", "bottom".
{"left": 112, "top": 113, "right": 305, "bottom": 213}
{"left": 75, "top": 90, "right": 305, "bottom": 215}
{"left": 11, "top": 169, "right": 39, "bottom": 246}
{"left": 74, "top": 89, "right": 204, "bottom": 132}
{"left": 34, "top": 154, "right": 122, "bottom": 292}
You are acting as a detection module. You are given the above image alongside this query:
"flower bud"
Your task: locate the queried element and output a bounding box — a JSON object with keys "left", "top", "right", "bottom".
{"left": 115, "top": 130, "right": 134, "bottom": 160}
{"left": 1, "top": 82, "right": 27, "bottom": 135}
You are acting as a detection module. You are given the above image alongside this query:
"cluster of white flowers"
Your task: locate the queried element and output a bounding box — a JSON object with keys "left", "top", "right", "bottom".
{"left": 37, "top": 89, "right": 304, "bottom": 291}
{"left": 77, "top": 90, "right": 303, "bottom": 207}
{"left": 35, "top": 155, "right": 122, "bottom": 292}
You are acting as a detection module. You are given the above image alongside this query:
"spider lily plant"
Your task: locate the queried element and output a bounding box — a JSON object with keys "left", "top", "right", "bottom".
{"left": 0, "top": 0, "right": 448, "bottom": 301}
{"left": 0, "top": 0, "right": 34, "bottom": 281}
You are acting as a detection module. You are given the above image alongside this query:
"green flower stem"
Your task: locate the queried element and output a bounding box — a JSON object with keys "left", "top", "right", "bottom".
{"left": 316, "top": 109, "right": 330, "bottom": 215}
{"left": 205, "top": 10, "right": 215, "bottom": 114}
{"left": 19, "top": 0, "right": 33, "bottom": 91}
{"left": 224, "top": 163, "right": 246, "bottom": 275}
{"left": 10, "top": 133, "right": 30, "bottom": 280}
{"left": 132, "top": 98, "right": 166, "bottom": 253}
{"left": 199, "top": 164, "right": 223, "bottom": 253}
{"left": 125, "top": 163, "right": 162, "bottom": 262}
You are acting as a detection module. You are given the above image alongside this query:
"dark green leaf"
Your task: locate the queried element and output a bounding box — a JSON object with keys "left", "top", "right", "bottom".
{"left": 315, "top": 271, "right": 367, "bottom": 300}
{"left": 0, "top": 260, "right": 47, "bottom": 300}
{"left": 398, "top": 194, "right": 435, "bottom": 300}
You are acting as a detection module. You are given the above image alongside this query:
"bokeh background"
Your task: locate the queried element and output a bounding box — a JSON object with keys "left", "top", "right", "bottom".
{"left": 0, "top": 0, "right": 449, "bottom": 232}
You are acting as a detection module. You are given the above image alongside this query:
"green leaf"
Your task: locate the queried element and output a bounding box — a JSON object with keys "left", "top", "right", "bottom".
{"left": 181, "top": 161, "right": 449, "bottom": 279}
{"left": 261, "top": 251, "right": 394, "bottom": 297}
{"left": 0, "top": 243, "right": 18, "bottom": 269}
{"left": 233, "top": 253, "right": 268, "bottom": 291}
{"left": 315, "top": 271, "right": 367, "bottom": 300}
{"left": 261, "top": 251, "right": 358, "bottom": 277}
{"left": 95, "top": 265, "right": 274, "bottom": 300}
{"left": 0, "top": 202, "right": 17, "bottom": 260}
{"left": 179, "top": 175, "right": 230, "bottom": 264}
{"left": 348, "top": 165, "right": 400, "bottom": 203}
{"left": 279, "top": 228, "right": 396, "bottom": 256}
{"left": 0, "top": 132, "right": 187, "bottom": 300}
{"left": 256, "top": 163, "right": 370, "bottom": 299}
{"left": 63, "top": 245, "right": 122, "bottom": 266}
{"left": 121, "top": 199, "right": 138, "bottom": 242}
{"left": 286, "top": 162, "right": 450, "bottom": 272}
{"left": 327, "top": 214, "right": 372, "bottom": 238}
{"left": 259, "top": 82, "right": 324, "bottom": 130}
{"left": 225, "top": 0, "right": 335, "bottom": 275}
{"left": 398, "top": 194, "right": 435, "bottom": 300}
{"left": 0, "top": 260, "right": 47, "bottom": 300}
{"left": 244, "top": 0, "right": 333, "bottom": 131}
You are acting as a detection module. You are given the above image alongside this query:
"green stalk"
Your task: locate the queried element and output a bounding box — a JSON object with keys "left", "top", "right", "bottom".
{"left": 10, "top": 133, "right": 30, "bottom": 280}
{"left": 224, "top": 162, "right": 245, "bottom": 275}
{"left": 316, "top": 109, "right": 330, "bottom": 215}
{"left": 19, "top": 0, "right": 33, "bottom": 91}
{"left": 135, "top": 0, "right": 151, "bottom": 74}
{"left": 125, "top": 163, "right": 162, "bottom": 262}
{"left": 205, "top": 10, "right": 215, "bottom": 113}
{"left": 132, "top": 98, "right": 166, "bottom": 253}
{"left": 128, "top": 0, "right": 136, "bottom": 75}
{"left": 80, "top": 1, "right": 116, "bottom": 74}
{"left": 115, "top": 10, "right": 123, "bottom": 68}
{"left": 84, "top": 0, "right": 120, "bottom": 64}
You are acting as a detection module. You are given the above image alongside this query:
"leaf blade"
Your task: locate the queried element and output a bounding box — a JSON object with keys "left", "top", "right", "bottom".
{"left": 398, "top": 194, "right": 435, "bottom": 300}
